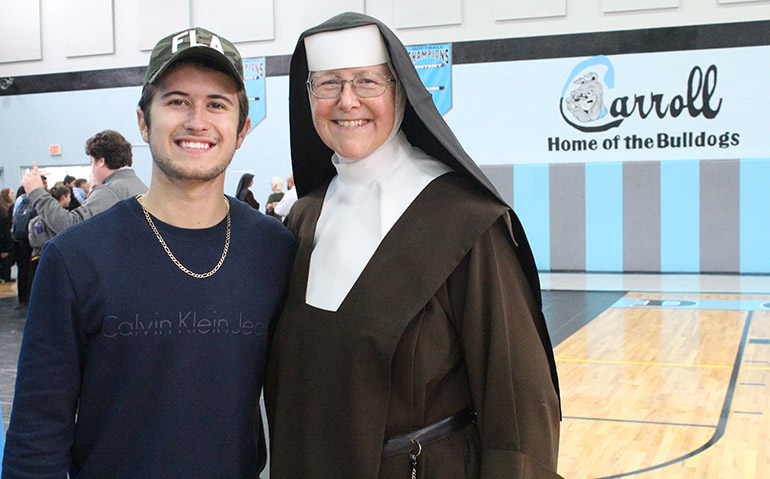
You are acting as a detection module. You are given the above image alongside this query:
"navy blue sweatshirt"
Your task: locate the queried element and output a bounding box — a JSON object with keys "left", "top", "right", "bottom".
{"left": 3, "top": 197, "right": 296, "bottom": 479}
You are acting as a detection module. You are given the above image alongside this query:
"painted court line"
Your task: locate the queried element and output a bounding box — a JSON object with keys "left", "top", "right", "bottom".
{"left": 563, "top": 415, "right": 716, "bottom": 429}
{"left": 556, "top": 358, "right": 731, "bottom": 369}
{"left": 595, "top": 311, "right": 754, "bottom": 479}
{"left": 612, "top": 297, "right": 770, "bottom": 311}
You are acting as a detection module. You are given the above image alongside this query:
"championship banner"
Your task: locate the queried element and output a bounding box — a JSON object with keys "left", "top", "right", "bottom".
{"left": 242, "top": 57, "right": 266, "bottom": 132}
{"left": 407, "top": 43, "right": 452, "bottom": 115}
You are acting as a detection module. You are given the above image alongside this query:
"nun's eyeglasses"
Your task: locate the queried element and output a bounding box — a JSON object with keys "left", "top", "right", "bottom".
{"left": 307, "top": 72, "right": 395, "bottom": 99}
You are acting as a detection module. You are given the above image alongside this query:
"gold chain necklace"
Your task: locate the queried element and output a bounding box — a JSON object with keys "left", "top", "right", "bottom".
{"left": 136, "top": 194, "right": 231, "bottom": 279}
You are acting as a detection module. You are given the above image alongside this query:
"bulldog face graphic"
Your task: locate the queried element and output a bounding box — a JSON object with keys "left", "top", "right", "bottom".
{"left": 565, "top": 72, "right": 605, "bottom": 122}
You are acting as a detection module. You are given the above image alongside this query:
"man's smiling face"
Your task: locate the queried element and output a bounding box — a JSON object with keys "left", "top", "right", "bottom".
{"left": 139, "top": 62, "right": 249, "bottom": 183}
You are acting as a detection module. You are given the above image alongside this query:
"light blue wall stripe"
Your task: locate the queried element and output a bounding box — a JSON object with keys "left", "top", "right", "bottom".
{"left": 513, "top": 164, "right": 550, "bottom": 271}
{"left": 585, "top": 162, "right": 623, "bottom": 272}
{"left": 740, "top": 158, "right": 770, "bottom": 273}
{"left": 661, "top": 160, "right": 700, "bottom": 272}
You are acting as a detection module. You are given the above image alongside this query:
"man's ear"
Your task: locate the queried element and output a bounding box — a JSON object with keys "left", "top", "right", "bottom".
{"left": 137, "top": 108, "right": 150, "bottom": 143}
{"left": 236, "top": 117, "right": 251, "bottom": 149}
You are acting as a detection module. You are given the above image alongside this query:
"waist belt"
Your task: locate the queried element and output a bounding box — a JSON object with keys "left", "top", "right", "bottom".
{"left": 382, "top": 407, "right": 477, "bottom": 457}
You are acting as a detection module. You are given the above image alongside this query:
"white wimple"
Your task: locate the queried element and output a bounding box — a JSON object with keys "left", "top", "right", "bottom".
{"left": 305, "top": 131, "right": 452, "bottom": 311}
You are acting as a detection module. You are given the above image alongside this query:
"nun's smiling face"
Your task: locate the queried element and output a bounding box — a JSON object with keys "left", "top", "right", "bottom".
{"left": 309, "top": 64, "right": 396, "bottom": 160}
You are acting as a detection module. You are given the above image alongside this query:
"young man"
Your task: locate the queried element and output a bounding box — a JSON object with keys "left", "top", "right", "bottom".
{"left": 21, "top": 130, "right": 148, "bottom": 235}
{"left": 72, "top": 178, "right": 89, "bottom": 204}
{"left": 2, "top": 27, "right": 296, "bottom": 478}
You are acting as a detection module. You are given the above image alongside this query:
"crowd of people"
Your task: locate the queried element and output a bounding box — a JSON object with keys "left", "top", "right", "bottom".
{"left": 0, "top": 188, "right": 16, "bottom": 283}
{"left": 1, "top": 13, "right": 562, "bottom": 479}
{"left": 234, "top": 172, "right": 297, "bottom": 222}
{"left": 1, "top": 177, "right": 76, "bottom": 301}
{"left": 0, "top": 130, "right": 147, "bottom": 307}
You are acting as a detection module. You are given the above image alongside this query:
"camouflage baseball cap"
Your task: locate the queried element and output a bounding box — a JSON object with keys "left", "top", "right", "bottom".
{"left": 144, "top": 27, "right": 244, "bottom": 90}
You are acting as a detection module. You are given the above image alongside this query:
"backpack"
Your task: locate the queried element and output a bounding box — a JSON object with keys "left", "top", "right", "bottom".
{"left": 11, "top": 196, "right": 36, "bottom": 240}
{"left": 28, "top": 215, "right": 55, "bottom": 251}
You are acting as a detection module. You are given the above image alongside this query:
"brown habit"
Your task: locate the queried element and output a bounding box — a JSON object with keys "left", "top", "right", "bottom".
{"left": 265, "top": 174, "right": 562, "bottom": 478}
{"left": 267, "top": 11, "right": 561, "bottom": 478}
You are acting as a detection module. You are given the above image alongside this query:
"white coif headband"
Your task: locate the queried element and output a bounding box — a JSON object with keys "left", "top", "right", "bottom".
{"left": 305, "top": 24, "right": 390, "bottom": 71}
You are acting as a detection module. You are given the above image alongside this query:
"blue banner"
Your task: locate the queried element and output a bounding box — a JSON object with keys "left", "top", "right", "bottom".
{"left": 407, "top": 43, "right": 452, "bottom": 115}
{"left": 242, "top": 57, "right": 266, "bottom": 132}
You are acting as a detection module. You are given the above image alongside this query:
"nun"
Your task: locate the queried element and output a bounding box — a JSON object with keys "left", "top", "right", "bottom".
{"left": 265, "top": 12, "right": 562, "bottom": 479}
{"left": 235, "top": 173, "right": 260, "bottom": 210}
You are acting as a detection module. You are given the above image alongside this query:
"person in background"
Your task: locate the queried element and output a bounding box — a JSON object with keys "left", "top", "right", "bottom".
{"left": 265, "top": 12, "right": 561, "bottom": 479}
{"left": 273, "top": 173, "right": 296, "bottom": 221}
{"left": 62, "top": 175, "right": 81, "bottom": 210}
{"left": 11, "top": 185, "right": 33, "bottom": 305}
{"left": 27, "top": 187, "right": 71, "bottom": 286}
{"left": 0, "top": 187, "right": 15, "bottom": 283}
{"left": 13, "top": 186, "right": 25, "bottom": 214}
{"left": 21, "top": 130, "right": 147, "bottom": 236}
{"left": 49, "top": 185, "right": 72, "bottom": 208}
{"left": 72, "top": 178, "right": 88, "bottom": 204}
{"left": 1, "top": 188, "right": 15, "bottom": 215}
{"left": 3, "top": 26, "right": 295, "bottom": 479}
{"left": 235, "top": 172, "right": 260, "bottom": 210}
{"left": 265, "top": 176, "right": 284, "bottom": 219}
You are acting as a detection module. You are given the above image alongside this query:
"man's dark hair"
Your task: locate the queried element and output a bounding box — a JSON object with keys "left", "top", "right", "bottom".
{"left": 85, "top": 130, "right": 133, "bottom": 169}
{"left": 50, "top": 185, "right": 71, "bottom": 202}
{"left": 138, "top": 59, "right": 249, "bottom": 135}
{"left": 63, "top": 175, "right": 76, "bottom": 185}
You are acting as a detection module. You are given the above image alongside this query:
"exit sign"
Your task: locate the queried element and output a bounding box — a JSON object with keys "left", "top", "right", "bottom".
{"left": 49, "top": 145, "right": 62, "bottom": 156}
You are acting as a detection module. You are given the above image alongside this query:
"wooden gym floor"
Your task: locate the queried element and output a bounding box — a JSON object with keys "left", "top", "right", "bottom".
{"left": 548, "top": 274, "right": 770, "bottom": 479}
